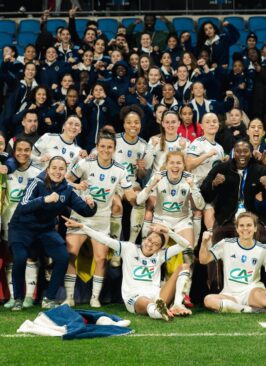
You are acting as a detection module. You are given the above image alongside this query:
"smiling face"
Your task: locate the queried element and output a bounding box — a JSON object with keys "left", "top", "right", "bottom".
{"left": 154, "top": 105, "right": 167, "bottom": 123}
{"left": 234, "top": 141, "right": 252, "bottom": 169}
{"left": 24, "top": 63, "right": 36, "bottom": 81}
{"left": 233, "top": 60, "right": 244, "bottom": 74}
{"left": 46, "top": 47, "right": 57, "bottom": 63}
{"left": 247, "top": 119, "right": 265, "bottom": 146}
{"left": 160, "top": 53, "right": 172, "bottom": 67}
{"left": 177, "top": 65, "right": 188, "bottom": 81}
{"left": 148, "top": 68, "right": 161, "bottom": 84}
{"left": 62, "top": 117, "right": 81, "bottom": 139}
{"left": 84, "top": 29, "right": 96, "bottom": 43}
{"left": 141, "top": 232, "right": 163, "bottom": 256}
{"left": 180, "top": 106, "right": 193, "bottom": 126}
{"left": 92, "top": 84, "right": 106, "bottom": 99}
{"left": 162, "top": 112, "right": 180, "bottom": 134}
{"left": 236, "top": 216, "right": 256, "bottom": 242}
{"left": 111, "top": 50, "right": 122, "bottom": 64}
{"left": 129, "top": 53, "right": 139, "bottom": 68}
{"left": 123, "top": 112, "right": 141, "bottom": 139}
{"left": 94, "top": 39, "right": 105, "bottom": 54}
{"left": 136, "top": 77, "right": 148, "bottom": 94}
{"left": 182, "top": 52, "right": 192, "bottom": 66}
{"left": 167, "top": 36, "right": 178, "bottom": 49}
{"left": 66, "top": 89, "right": 78, "bottom": 107}
{"left": 139, "top": 56, "right": 150, "bottom": 71}
{"left": 192, "top": 82, "right": 205, "bottom": 98}
{"left": 24, "top": 45, "right": 36, "bottom": 61}
{"left": 97, "top": 137, "right": 116, "bottom": 164}
{"left": 165, "top": 153, "right": 185, "bottom": 181}
{"left": 47, "top": 159, "right": 67, "bottom": 183}
{"left": 35, "top": 88, "right": 47, "bottom": 105}
{"left": 61, "top": 29, "right": 71, "bottom": 43}
{"left": 22, "top": 112, "right": 38, "bottom": 134}
{"left": 61, "top": 74, "right": 74, "bottom": 89}
{"left": 83, "top": 50, "right": 93, "bottom": 66}
{"left": 201, "top": 113, "right": 219, "bottom": 136}
{"left": 14, "top": 141, "right": 32, "bottom": 167}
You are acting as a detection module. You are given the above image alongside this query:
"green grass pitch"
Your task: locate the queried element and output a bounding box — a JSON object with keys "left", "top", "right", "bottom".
{"left": 0, "top": 304, "right": 266, "bottom": 366}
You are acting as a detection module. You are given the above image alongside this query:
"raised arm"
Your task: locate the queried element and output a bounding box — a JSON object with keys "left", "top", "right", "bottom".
{"left": 199, "top": 231, "right": 214, "bottom": 264}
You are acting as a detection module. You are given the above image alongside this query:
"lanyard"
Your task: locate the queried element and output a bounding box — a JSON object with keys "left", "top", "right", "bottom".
{"left": 239, "top": 168, "right": 248, "bottom": 201}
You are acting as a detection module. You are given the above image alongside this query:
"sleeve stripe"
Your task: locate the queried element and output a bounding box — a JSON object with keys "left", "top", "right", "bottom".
{"left": 21, "top": 180, "right": 37, "bottom": 205}
{"left": 209, "top": 248, "right": 218, "bottom": 262}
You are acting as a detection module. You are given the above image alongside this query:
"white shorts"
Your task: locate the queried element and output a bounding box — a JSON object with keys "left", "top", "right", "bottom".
{"left": 153, "top": 215, "right": 193, "bottom": 233}
{"left": 124, "top": 286, "right": 161, "bottom": 313}
{"left": 221, "top": 282, "right": 265, "bottom": 305}
{"left": 66, "top": 213, "right": 110, "bottom": 236}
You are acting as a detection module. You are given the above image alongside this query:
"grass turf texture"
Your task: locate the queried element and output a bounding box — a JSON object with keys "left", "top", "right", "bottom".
{"left": 0, "top": 304, "right": 266, "bottom": 366}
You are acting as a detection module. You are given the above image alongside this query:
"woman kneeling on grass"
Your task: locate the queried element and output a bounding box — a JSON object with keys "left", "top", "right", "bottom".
{"left": 199, "top": 212, "right": 266, "bottom": 313}
{"left": 63, "top": 218, "right": 192, "bottom": 320}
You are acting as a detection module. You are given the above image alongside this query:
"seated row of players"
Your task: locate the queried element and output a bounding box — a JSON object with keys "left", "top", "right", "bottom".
{"left": 0, "top": 105, "right": 266, "bottom": 317}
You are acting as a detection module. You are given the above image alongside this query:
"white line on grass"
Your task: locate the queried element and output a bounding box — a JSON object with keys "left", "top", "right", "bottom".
{"left": 0, "top": 332, "right": 265, "bottom": 338}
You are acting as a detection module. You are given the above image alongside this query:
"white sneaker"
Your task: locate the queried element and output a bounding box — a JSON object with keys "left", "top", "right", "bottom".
{"left": 110, "top": 255, "right": 121, "bottom": 268}
{"left": 61, "top": 299, "right": 75, "bottom": 307}
{"left": 90, "top": 296, "right": 101, "bottom": 308}
{"left": 96, "top": 316, "right": 131, "bottom": 327}
{"left": 4, "top": 298, "right": 15, "bottom": 309}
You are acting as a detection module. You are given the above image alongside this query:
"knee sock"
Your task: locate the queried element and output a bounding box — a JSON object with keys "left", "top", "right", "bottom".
{"left": 174, "top": 270, "right": 191, "bottom": 306}
{"left": 110, "top": 215, "right": 122, "bottom": 240}
{"left": 193, "top": 216, "right": 202, "bottom": 248}
{"left": 147, "top": 303, "right": 164, "bottom": 319}
{"left": 219, "top": 299, "right": 253, "bottom": 313}
{"left": 64, "top": 274, "right": 77, "bottom": 300}
{"left": 25, "top": 261, "right": 38, "bottom": 298}
{"left": 142, "top": 220, "right": 152, "bottom": 239}
{"left": 6, "top": 263, "right": 14, "bottom": 299}
{"left": 91, "top": 275, "right": 104, "bottom": 300}
{"left": 129, "top": 205, "right": 145, "bottom": 243}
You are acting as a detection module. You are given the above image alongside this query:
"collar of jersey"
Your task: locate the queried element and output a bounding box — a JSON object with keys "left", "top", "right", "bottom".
{"left": 237, "top": 238, "right": 256, "bottom": 250}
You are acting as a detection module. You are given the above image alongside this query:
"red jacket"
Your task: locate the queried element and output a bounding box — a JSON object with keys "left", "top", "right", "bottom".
{"left": 177, "top": 123, "right": 203, "bottom": 142}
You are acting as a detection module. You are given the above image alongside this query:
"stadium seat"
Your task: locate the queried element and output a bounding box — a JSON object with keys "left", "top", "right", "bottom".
{"left": 46, "top": 19, "right": 67, "bottom": 36}
{"left": 76, "top": 19, "right": 89, "bottom": 35}
{"left": 121, "top": 18, "right": 144, "bottom": 32}
{"left": 238, "top": 30, "right": 249, "bottom": 47}
{"left": 104, "top": 31, "right": 116, "bottom": 41}
{"left": 0, "top": 33, "right": 13, "bottom": 48}
{"left": 17, "top": 32, "right": 38, "bottom": 48}
{"left": 19, "top": 19, "right": 40, "bottom": 34}
{"left": 16, "top": 45, "right": 24, "bottom": 56}
{"left": 223, "top": 16, "right": 245, "bottom": 31}
{"left": 248, "top": 16, "right": 266, "bottom": 32}
{"left": 172, "top": 17, "right": 194, "bottom": 33}
{"left": 0, "top": 20, "right": 16, "bottom": 37}
{"left": 190, "top": 31, "right": 197, "bottom": 47}
{"left": 98, "top": 18, "right": 118, "bottom": 34}
{"left": 154, "top": 19, "right": 168, "bottom": 31}
{"left": 197, "top": 17, "right": 221, "bottom": 30}
{"left": 255, "top": 30, "right": 266, "bottom": 44}
{"left": 228, "top": 44, "right": 243, "bottom": 70}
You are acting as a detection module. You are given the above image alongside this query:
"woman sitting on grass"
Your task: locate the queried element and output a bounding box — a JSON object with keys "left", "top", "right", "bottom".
{"left": 63, "top": 218, "right": 192, "bottom": 320}
{"left": 200, "top": 212, "right": 266, "bottom": 313}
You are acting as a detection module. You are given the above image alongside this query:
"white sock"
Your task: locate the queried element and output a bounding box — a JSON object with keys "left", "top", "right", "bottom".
{"left": 220, "top": 299, "right": 253, "bottom": 313}
{"left": 110, "top": 215, "right": 122, "bottom": 240}
{"left": 129, "top": 205, "right": 145, "bottom": 243}
{"left": 174, "top": 270, "right": 190, "bottom": 305}
{"left": 147, "top": 303, "right": 163, "bottom": 319}
{"left": 142, "top": 220, "right": 152, "bottom": 239}
{"left": 64, "top": 274, "right": 77, "bottom": 300}
{"left": 6, "top": 263, "right": 14, "bottom": 299}
{"left": 193, "top": 216, "right": 202, "bottom": 247}
{"left": 92, "top": 275, "right": 104, "bottom": 300}
{"left": 25, "top": 261, "right": 38, "bottom": 298}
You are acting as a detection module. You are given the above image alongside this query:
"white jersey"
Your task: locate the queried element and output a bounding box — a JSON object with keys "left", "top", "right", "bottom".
{"left": 2, "top": 163, "right": 41, "bottom": 227}
{"left": 146, "top": 135, "right": 190, "bottom": 174}
{"left": 114, "top": 133, "right": 147, "bottom": 186}
{"left": 187, "top": 136, "right": 224, "bottom": 186}
{"left": 32, "top": 133, "right": 81, "bottom": 169}
{"left": 145, "top": 170, "right": 205, "bottom": 226}
{"left": 210, "top": 238, "right": 266, "bottom": 295}
{"left": 70, "top": 157, "right": 132, "bottom": 216}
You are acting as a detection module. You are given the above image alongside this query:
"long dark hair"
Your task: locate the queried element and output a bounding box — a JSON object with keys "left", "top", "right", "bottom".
{"left": 179, "top": 104, "right": 198, "bottom": 135}
{"left": 197, "top": 21, "right": 220, "bottom": 50}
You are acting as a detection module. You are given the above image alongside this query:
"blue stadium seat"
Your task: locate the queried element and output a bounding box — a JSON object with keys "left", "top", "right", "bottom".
{"left": 19, "top": 19, "right": 40, "bottom": 34}
{"left": 228, "top": 44, "right": 243, "bottom": 70}
{"left": 104, "top": 31, "right": 116, "bottom": 41}
{"left": 98, "top": 18, "right": 118, "bottom": 34}
{"left": 154, "top": 19, "right": 168, "bottom": 31}
{"left": 0, "top": 20, "right": 16, "bottom": 37}
{"left": 121, "top": 18, "right": 144, "bottom": 32}
{"left": 46, "top": 19, "right": 67, "bottom": 36}
{"left": 238, "top": 30, "right": 249, "bottom": 47}
{"left": 76, "top": 19, "right": 89, "bottom": 34}
{"left": 256, "top": 30, "right": 266, "bottom": 44}
{"left": 172, "top": 17, "right": 194, "bottom": 33}
{"left": 248, "top": 16, "right": 266, "bottom": 32}
{"left": 16, "top": 45, "right": 24, "bottom": 56}
{"left": 197, "top": 17, "right": 221, "bottom": 30}
{"left": 0, "top": 33, "right": 13, "bottom": 48}
{"left": 223, "top": 16, "right": 245, "bottom": 31}
{"left": 190, "top": 31, "right": 197, "bottom": 47}
{"left": 17, "top": 32, "right": 38, "bottom": 48}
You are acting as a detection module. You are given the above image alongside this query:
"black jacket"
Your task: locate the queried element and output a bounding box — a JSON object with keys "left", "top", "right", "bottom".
{"left": 200, "top": 158, "right": 266, "bottom": 225}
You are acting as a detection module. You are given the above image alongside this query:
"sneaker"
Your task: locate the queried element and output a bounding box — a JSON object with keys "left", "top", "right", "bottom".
{"left": 155, "top": 298, "right": 169, "bottom": 321}
{"left": 183, "top": 294, "right": 194, "bottom": 308}
{"left": 41, "top": 297, "right": 57, "bottom": 309}
{"left": 22, "top": 297, "right": 34, "bottom": 309}
{"left": 110, "top": 255, "right": 121, "bottom": 268}
{"left": 90, "top": 296, "right": 101, "bottom": 308}
{"left": 61, "top": 299, "right": 75, "bottom": 307}
{"left": 11, "top": 299, "right": 23, "bottom": 311}
{"left": 4, "top": 298, "right": 15, "bottom": 309}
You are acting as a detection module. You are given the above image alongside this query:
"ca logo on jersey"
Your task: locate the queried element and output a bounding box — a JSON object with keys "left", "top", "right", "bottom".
{"left": 133, "top": 266, "right": 154, "bottom": 282}
{"left": 162, "top": 202, "right": 182, "bottom": 212}
{"left": 122, "top": 162, "right": 136, "bottom": 176}
{"left": 90, "top": 186, "right": 110, "bottom": 202}
{"left": 229, "top": 268, "right": 253, "bottom": 285}
{"left": 9, "top": 189, "right": 25, "bottom": 203}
